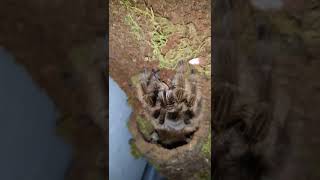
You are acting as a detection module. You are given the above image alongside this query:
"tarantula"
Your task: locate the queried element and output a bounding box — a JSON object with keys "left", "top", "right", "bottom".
{"left": 136, "top": 61, "right": 203, "bottom": 146}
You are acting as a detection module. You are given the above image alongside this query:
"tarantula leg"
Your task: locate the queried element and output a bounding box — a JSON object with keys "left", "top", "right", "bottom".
{"left": 185, "top": 96, "right": 196, "bottom": 107}
{"left": 157, "top": 81, "right": 170, "bottom": 95}
{"left": 182, "top": 109, "right": 194, "bottom": 124}
{"left": 139, "top": 68, "right": 152, "bottom": 94}
{"left": 158, "top": 90, "right": 167, "bottom": 107}
{"left": 176, "top": 60, "right": 186, "bottom": 73}
{"left": 173, "top": 61, "right": 186, "bottom": 83}
{"left": 184, "top": 119, "right": 190, "bottom": 125}
{"left": 137, "top": 68, "right": 163, "bottom": 108}
{"left": 185, "top": 67, "right": 202, "bottom": 116}
{"left": 173, "top": 88, "right": 186, "bottom": 104}
{"left": 166, "top": 90, "right": 176, "bottom": 106}
{"left": 141, "top": 93, "right": 153, "bottom": 106}
{"left": 172, "top": 60, "right": 187, "bottom": 102}
{"left": 151, "top": 108, "right": 161, "bottom": 119}
{"left": 158, "top": 109, "right": 166, "bottom": 125}
{"left": 143, "top": 98, "right": 164, "bottom": 122}
{"left": 140, "top": 67, "right": 161, "bottom": 90}
{"left": 151, "top": 68, "right": 160, "bottom": 79}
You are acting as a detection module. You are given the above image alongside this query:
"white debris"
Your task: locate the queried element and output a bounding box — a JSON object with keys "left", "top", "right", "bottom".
{"left": 188, "top": 58, "right": 200, "bottom": 65}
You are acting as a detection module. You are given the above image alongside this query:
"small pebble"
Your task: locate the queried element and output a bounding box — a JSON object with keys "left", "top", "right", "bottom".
{"left": 189, "top": 58, "right": 200, "bottom": 65}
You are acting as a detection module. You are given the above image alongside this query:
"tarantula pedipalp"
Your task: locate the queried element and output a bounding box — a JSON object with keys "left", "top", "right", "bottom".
{"left": 136, "top": 61, "right": 203, "bottom": 145}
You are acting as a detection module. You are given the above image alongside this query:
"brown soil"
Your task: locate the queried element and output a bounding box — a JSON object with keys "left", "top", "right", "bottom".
{"left": 110, "top": 0, "right": 211, "bottom": 94}
{"left": 110, "top": 0, "right": 211, "bottom": 179}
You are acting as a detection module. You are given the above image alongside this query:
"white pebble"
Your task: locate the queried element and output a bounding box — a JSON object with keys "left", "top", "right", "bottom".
{"left": 189, "top": 58, "right": 200, "bottom": 65}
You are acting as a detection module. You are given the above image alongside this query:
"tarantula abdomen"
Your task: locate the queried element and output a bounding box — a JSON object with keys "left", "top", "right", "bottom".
{"left": 136, "top": 61, "right": 203, "bottom": 147}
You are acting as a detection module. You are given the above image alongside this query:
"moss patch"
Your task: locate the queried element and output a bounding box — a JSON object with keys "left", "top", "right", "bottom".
{"left": 129, "top": 139, "right": 143, "bottom": 159}
{"left": 127, "top": 74, "right": 141, "bottom": 107}
{"left": 136, "top": 115, "right": 154, "bottom": 140}
{"left": 119, "top": 0, "right": 211, "bottom": 77}
{"left": 130, "top": 73, "right": 140, "bottom": 87}
{"left": 201, "top": 132, "right": 211, "bottom": 159}
{"left": 124, "top": 14, "right": 144, "bottom": 41}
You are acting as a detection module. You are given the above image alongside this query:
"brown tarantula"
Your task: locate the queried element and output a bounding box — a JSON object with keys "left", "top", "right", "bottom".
{"left": 136, "top": 61, "right": 203, "bottom": 146}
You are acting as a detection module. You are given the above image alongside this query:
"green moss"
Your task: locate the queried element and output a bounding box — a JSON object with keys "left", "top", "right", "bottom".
{"left": 201, "top": 132, "right": 211, "bottom": 159}
{"left": 201, "top": 63, "right": 211, "bottom": 77}
{"left": 162, "top": 38, "right": 194, "bottom": 69}
{"left": 129, "top": 139, "right": 143, "bottom": 159}
{"left": 128, "top": 74, "right": 139, "bottom": 106}
{"left": 136, "top": 115, "right": 154, "bottom": 139}
{"left": 130, "top": 74, "right": 140, "bottom": 87}
{"left": 149, "top": 17, "right": 176, "bottom": 67}
{"left": 124, "top": 14, "right": 144, "bottom": 40}
{"left": 119, "top": 0, "right": 211, "bottom": 76}
{"left": 127, "top": 74, "right": 141, "bottom": 107}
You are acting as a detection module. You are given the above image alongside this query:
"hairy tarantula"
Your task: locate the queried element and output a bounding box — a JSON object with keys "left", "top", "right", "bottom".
{"left": 136, "top": 61, "right": 202, "bottom": 146}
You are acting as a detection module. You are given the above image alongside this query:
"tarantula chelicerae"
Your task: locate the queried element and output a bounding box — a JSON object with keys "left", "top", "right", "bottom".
{"left": 136, "top": 61, "right": 203, "bottom": 147}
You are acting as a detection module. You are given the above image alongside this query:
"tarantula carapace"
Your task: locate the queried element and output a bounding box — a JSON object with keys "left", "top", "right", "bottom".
{"left": 136, "top": 61, "right": 203, "bottom": 146}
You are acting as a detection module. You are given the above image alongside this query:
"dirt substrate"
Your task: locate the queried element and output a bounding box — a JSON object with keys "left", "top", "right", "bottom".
{"left": 110, "top": 0, "right": 211, "bottom": 179}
